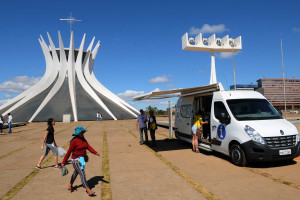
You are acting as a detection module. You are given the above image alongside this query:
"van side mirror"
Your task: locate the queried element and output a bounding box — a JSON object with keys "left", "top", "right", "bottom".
{"left": 219, "top": 112, "right": 231, "bottom": 125}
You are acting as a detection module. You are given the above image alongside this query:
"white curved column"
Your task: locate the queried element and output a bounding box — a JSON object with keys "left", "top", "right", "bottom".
{"left": 3, "top": 33, "right": 59, "bottom": 116}
{"left": 67, "top": 32, "right": 78, "bottom": 121}
{"left": 0, "top": 36, "right": 53, "bottom": 111}
{"left": 29, "top": 31, "right": 68, "bottom": 122}
{"left": 76, "top": 35, "right": 117, "bottom": 120}
{"left": 83, "top": 41, "right": 137, "bottom": 117}
{"left": 84, "top": 40, "right": 138, "bottom": 116}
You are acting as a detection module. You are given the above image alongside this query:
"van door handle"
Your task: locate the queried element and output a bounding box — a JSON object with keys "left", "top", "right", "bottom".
{"left": 187, "top": 123, "right": 190, "bottom": 125}
{"left": 212, "top": 125, "right": 216, "bottom": 129}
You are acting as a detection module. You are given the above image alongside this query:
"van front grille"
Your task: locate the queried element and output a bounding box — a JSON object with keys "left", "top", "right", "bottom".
{"left": 264, "top": 135, "right": 297, "bottom": 149}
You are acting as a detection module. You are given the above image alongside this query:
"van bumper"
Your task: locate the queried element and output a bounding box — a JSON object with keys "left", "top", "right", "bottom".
{"left": 241, "top": 141, "right": 300, "bottom": 162}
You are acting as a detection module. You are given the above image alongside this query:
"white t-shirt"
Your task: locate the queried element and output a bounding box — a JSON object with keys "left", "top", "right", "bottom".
{"left": 0, "top": 118, "right": 3, "bottom": 124}
{"left": 149, "top": 117, "right": 153, "bottom": 123}
{"left": 8, "top": 116, "right": 13, "bottom": 123}
{"left": 137, "top": 114, "right": 147, "bottom": 128}
{"left": 97, "top": 113, "right": 100, "bottom": 117}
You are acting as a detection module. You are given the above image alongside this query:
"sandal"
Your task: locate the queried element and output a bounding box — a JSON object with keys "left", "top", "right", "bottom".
{"left": 86, "top": 190, "right": 95, "bottom": 196}
{"left": 35, "top": 165, "right": 42, "bottom": 170}
{"left": 54, "top": 165, "right": 61, "bottom": 169}
{"left": 195, "top": 149, "right": 200, "bottom": 153}
{"left": 68, "top": 187, "right": 77, "bottom": 192}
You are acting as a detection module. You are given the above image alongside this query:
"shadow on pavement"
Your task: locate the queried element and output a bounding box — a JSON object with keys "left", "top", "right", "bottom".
{"left": 148, "top": 138, "right": 192, "bottom": 152}
{"left": 247, "top": 159, "right": 297, "bottom": 168}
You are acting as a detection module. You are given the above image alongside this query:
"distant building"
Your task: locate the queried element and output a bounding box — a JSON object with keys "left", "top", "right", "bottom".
{"left": 256, "top": 79, "right": 300, "bottom": 109}
{"left": 229, "top": 84, "right": 258, "bottom": 90}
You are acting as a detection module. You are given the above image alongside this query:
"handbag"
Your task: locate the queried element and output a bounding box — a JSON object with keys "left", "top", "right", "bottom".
{"left": 196, "top": 127, "right": 203, "bottom": 137}
{"left": 57, "top": 146, "right": 67, "bottom": 157}
{"left": 61, "top": 166, "right": 69, "bottom": 176}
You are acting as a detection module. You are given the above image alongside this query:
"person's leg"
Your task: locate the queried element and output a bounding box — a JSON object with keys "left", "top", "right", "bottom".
{"left": 195, "top": 135, "right": 199, "bottom": 152}
{"left": 139, "top": 128, "right": 144, "bottom": 144}
{"left": 143, "top": 127, "right": 148, "bottom": 144}
{"left": 192, "top": 134, "right": 195, "bottom": 151}
{"left": 72, "top": 160, "right": 93, "bottom": 195}
{"left": 37, "top": 145, "right": 50, "bottom": 167}
{"left": 46, "top": 143, "right": 59, "bottom": 167}
{"left": 8, "top": 123, "right": 11, "bottom": 133}
{"left": 70, "top": 162, "right": 79, "bottom": 186}
{"left": 150, "top": 129, "right": 156, "bottom": 146}
{"left": 0, "top": 123, "right": 2, "bottom": 133}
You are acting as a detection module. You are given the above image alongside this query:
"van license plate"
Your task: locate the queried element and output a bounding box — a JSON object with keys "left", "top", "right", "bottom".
{"left": 279, "top": 149, "right": 291, "bottom": 155}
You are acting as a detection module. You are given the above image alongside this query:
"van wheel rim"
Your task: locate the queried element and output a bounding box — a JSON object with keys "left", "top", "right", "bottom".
{"left": 233, "top": 149, "right": 241, "bottom": 162}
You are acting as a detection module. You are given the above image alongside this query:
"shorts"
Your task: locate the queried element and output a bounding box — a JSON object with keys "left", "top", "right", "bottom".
{"left": 43, "top": 143, "right": 58, "bottom": 157}
{"left": 192, "top": 125, "right": 198, "bottom": 135}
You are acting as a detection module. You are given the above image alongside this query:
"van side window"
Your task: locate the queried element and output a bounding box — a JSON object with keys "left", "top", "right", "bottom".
{"left": 180, "top": 105, "right": 191, "bottom": 118}
{"left": 214, "top": 101, "right": 229, "bottom": 121}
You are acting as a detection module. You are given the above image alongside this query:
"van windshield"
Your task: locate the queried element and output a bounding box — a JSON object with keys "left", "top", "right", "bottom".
{"left": 226, "top": 99, "right": 282, "bottom": 121}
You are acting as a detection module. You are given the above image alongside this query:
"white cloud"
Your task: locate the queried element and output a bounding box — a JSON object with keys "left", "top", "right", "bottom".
{"left": 0, "top": 76, "right": 41, "bottom": 93}
{"left": 0, "top": 99, "right": 9, "bottom": 106}
{"left": 152, "top": 88, "right": 160, "bottom": 92}
{"left": 4, "top": 93, "right": 12, "bottom": 99}
{"left": 166, "top": 84, "right": 175, "bottom": 88}
{"left": 189, "top": 24, "right": 229, "bottom": 35}
{"left": 218, "top": 52, "right": 237, "bottom": 59}
{"left": 292, "top": 27, "right": 300, "bottom": 32}
{"left": 149, "top": 75, "right": 170, "bottom": 83}
{"left": 117, "top": 90, "right": 145, "bottom": 101}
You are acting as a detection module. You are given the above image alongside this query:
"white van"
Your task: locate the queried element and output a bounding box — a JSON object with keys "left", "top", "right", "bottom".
{"left": 174, "top": 83, "right": 300, "bottom": 166}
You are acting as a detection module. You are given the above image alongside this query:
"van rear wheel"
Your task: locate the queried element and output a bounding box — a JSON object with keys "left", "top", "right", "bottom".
{"left": 230, "top": 144, "right": 247, "bottom": 167}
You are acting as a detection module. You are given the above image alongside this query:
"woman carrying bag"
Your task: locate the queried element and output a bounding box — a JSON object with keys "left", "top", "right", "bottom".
{"left": 148, "top": 110, "right": 157, "bottom": 147}
{"left": 36, "top": 118, "right": 60, "bottom": 170}
{"left": 61, "top": 126, "right": 100, "bottom": 196}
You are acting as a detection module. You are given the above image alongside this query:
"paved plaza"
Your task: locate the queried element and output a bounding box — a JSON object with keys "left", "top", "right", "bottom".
{"left": 0, "top": 120, "right": 300, "bottom": 200}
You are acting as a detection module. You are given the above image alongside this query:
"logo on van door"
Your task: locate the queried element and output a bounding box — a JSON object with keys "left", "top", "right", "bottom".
{"left": 217, "top": 124, "right": 226, "bottom": 140}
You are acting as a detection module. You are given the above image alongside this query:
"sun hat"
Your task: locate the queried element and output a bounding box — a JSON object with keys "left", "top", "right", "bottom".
{"left": 72, "top": 126, "right": 88, "bottom": 136}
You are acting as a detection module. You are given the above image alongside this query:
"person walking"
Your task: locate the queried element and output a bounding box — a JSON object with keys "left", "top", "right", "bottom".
{"left": 148, "top": 110, "right": 157, "bottom": 147}
{"left": 99, "top": 112, "right": 102, "bottom": 122}
{"left": 96, "top": 112, "right": 100, "bottom": 121}
{"left": 61, "top": 126, "right": 100, "bottom": 196}
{"left": 7, "top": 113, "right": 13, "bottom": 133}
{"left": 0, "top": 115, "right": 4, "bottom": 133}
{"left": 136, "top": 109, "right": 148, "bottom": 145}
{"left": 36, "top": 118, "right": 60, "bottom": 170}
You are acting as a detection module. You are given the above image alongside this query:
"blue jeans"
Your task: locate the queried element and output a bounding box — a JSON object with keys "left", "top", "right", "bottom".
{"left": 8, "top": 123, "right": 12, "bottom": 133}
{"left": 139, "top": 127, "right": 148, "bottom": 143}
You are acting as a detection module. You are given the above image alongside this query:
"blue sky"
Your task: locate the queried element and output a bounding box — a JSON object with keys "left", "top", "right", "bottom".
{"left": 0, "top": 0, "right": 300, "bottom": 110}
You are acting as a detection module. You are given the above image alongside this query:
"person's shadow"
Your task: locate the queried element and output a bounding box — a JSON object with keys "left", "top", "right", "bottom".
{"left": 75, "top": 176, "right": 109, "bottom": 197}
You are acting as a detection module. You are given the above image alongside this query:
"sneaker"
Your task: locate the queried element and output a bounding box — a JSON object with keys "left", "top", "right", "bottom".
{"left": 140, "top": 142, "right": 144, "bottom": 145}
{"left": 35, "top": 166, "right": 42, "bottom": 170}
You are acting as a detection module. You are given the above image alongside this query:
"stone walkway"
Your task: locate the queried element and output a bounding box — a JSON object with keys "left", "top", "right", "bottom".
{"left": 0, "top": 121, "right": 300, "bottom": 200}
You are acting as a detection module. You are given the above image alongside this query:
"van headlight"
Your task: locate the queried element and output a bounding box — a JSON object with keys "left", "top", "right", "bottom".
{"left": 244, "top": 125, "right": 266, "bottom": 145}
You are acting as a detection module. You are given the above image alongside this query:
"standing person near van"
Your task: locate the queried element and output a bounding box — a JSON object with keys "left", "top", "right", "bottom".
{"left": 7, "top": 113, "right": 13, "bottom": 133}
{"left": 36, "top": 118, "right": 60, "bottom": 170}
{"left": 191, "top": 112, "right": 208, "bottom": 152}
{"left": 61, "top": 126, "right": 100, "bottom": 196}
{"left": 0, "top": 115, "right": 4, "bottom": 133}
{"left": 148, "top": 110, "right": 157, "bottom": 147}
{"left": 136, "top": 109, "right": 148, "bottom": 145}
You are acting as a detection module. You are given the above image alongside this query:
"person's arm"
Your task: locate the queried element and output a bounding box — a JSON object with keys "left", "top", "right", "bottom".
{"left": 87, "top": 143, "right": 100, "bottom": 157}
{"left": 41, "top": 131, "right": 49, "bottom": 149}
{"left": 61, "top": 140, "right": 76, "bottom": 167}
{"left": 136, "top": 119, "right": 139, "bottom": 130}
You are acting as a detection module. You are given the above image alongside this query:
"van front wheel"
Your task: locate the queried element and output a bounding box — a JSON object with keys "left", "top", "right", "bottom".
{"left": 230, "top": 144, "right": 247, "bottom": 167}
